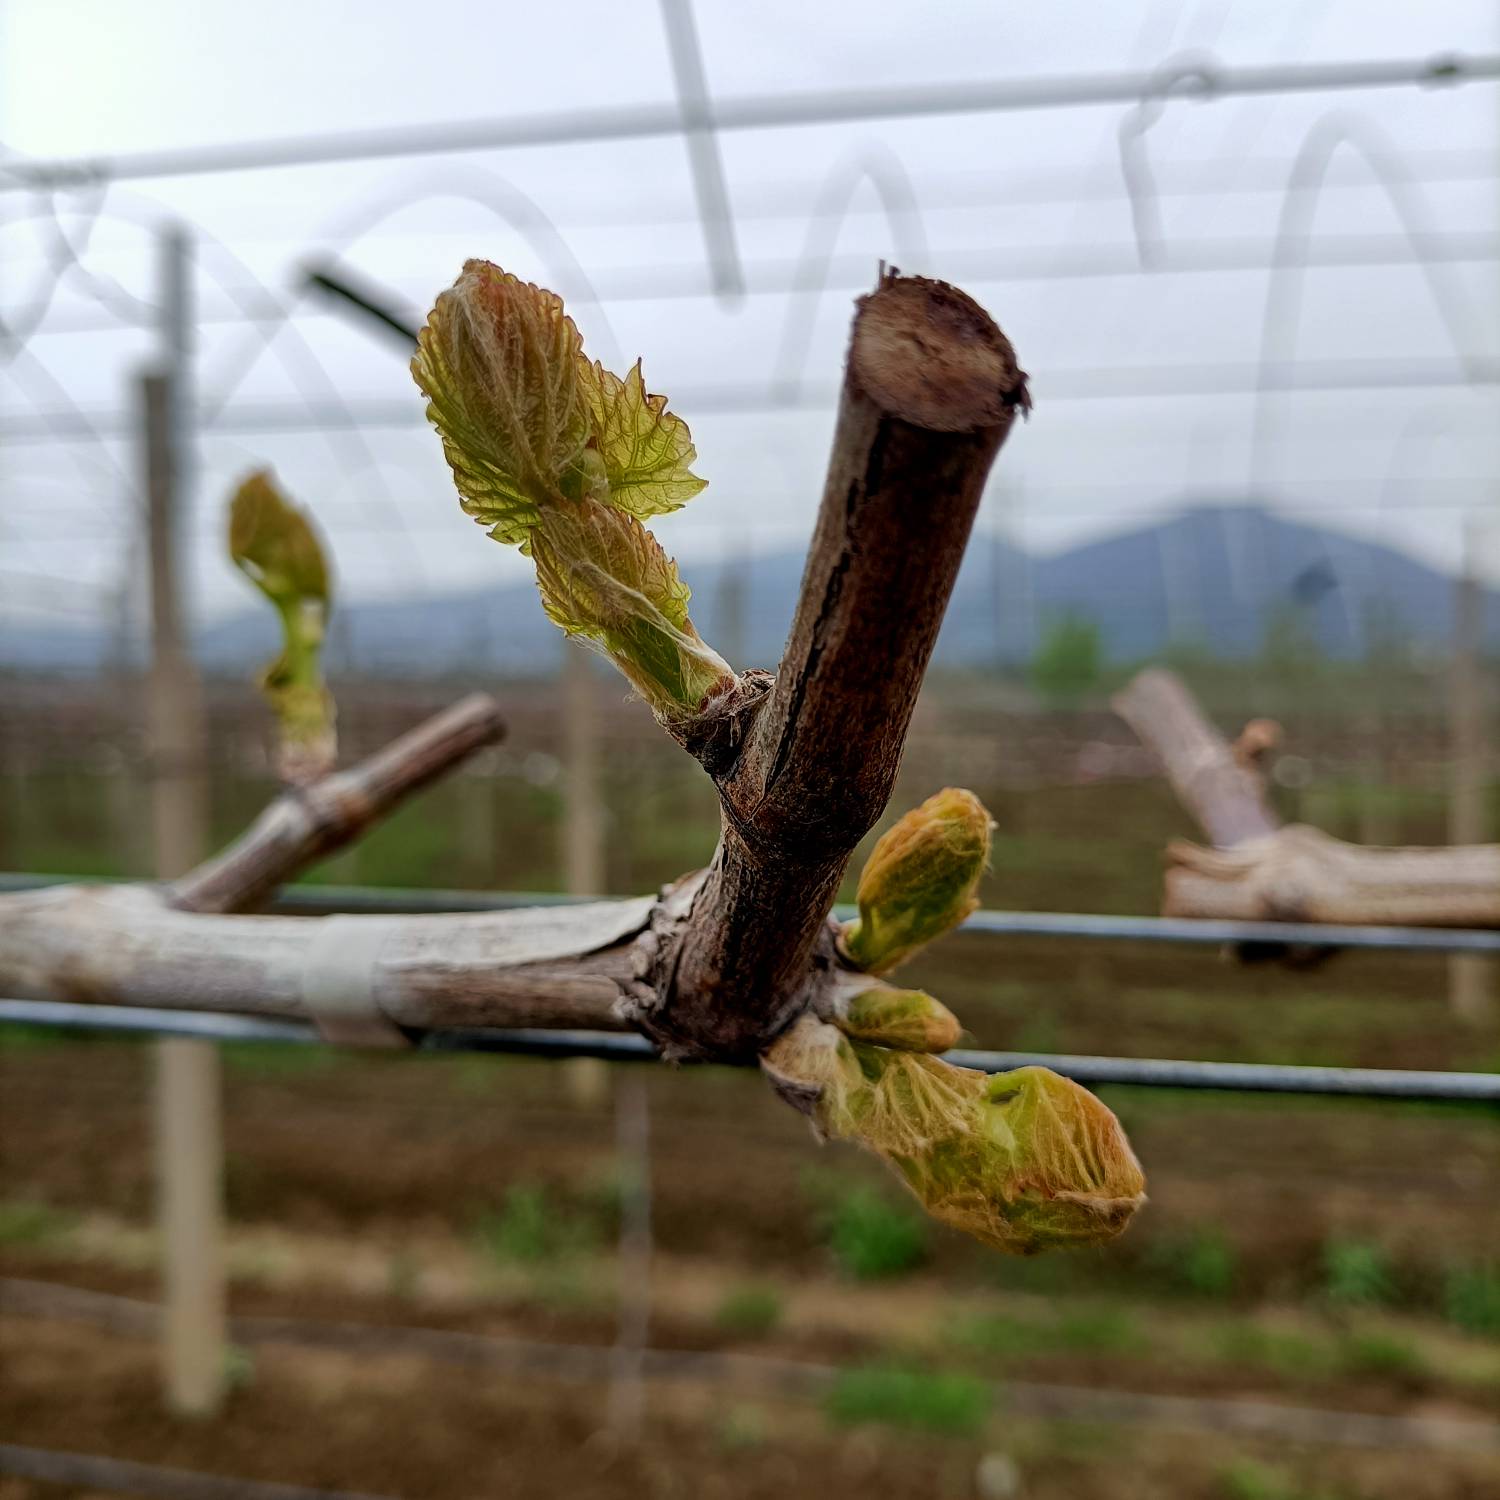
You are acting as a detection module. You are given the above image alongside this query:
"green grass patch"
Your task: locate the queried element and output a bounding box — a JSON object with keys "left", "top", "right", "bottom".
{"left": 0, "top": 1022, "right": 70, "bottom": 1052}
{"left": 714, "top": 1284, "right": 783, "bottom": 1339}
{"left": 1217, "top": 1456, "right": 1334, "bottom": 1500}
{"left": 955, "top": 1303, "right": 1142, "bottom": 1361}
{"left": 1321, "top": 1238, "right": 1395, "bottom": 1308}
{"left": 821, "top": 1184, "right": 928, "bottom": 1281}
{"left": 1209, "top": 1322, "right": 1332, "bottom": 1382}
{"left": 1053, "top": 1304, "right": 1144, "bottom": 1354}
{"left": 1337, "top": 1328, "right": 1427, "bottom": 1382}
{"left": 825, "top": 1365, "right": 989, "bottom": 1436}
{"left": 0, "top": 1199, "right": 77, "bottom": 1248}
{"left": 222, "top": 1041, "right": 336, "bottom": 1077}
{"left": 222, "top": 1343, "right": 257, "bottom": 1393}
{"left": 1145, "top": 1227, "right": 1238, "bottom": 1298}
{"left": 715, "top": 1405, "right": 769, "bottom": 1451}
{"left": 473, "top": 1182, "right": 606, "bottom": 1266}
{"left": 1444, "top": 1263, "right": 1500, "bottom": 1336}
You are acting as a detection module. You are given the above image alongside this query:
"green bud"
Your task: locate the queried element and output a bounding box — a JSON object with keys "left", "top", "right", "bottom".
{"left": 959, "top": 1066, "right": 1146, "bottom": 1253}
{"left": 835, "top": 985, "right": 962, "bottom": 1054}
{"left": 228, "top": 470, "right": 336, "bottom": 784}
{"left": 531, "top": 498, "right": 733, "bottom": 723}
{"left": 763, "top": 1018, "right": 1144, "bottom": 1256}
{"left": 842, "top": 788, "right": 994, "bottom": 974}
{"left": 229, "top": 468, "right": 330, "bottom": 609}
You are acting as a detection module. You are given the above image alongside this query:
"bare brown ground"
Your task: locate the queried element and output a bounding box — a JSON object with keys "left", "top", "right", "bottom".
{"left": 3, "top": 1036, "right": 1499, "bottom": 1498}
{"left": 3, "top": 1312, "right": 1499, "bottom": 1500}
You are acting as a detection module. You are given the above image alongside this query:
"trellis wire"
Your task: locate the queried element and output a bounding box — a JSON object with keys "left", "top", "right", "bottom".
{"left": 3, "top": 1001, "right": 1496, "bottom": 1103}
{"left": 0, "top": 1443, "right": 389, "bottom": 1500}
{"left": 5, "top": 1281, "right": 1498, "bottom": 1454}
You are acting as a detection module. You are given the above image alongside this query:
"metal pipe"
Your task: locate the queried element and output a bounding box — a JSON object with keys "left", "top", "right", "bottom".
{"left": 3, "top": 53, "right": 1493, "bottom": 192}
{"left": 657, "top": 0, "right": 744, "bottom": 303}
{"left": 3, "top": 1001, "right": 1496, "bottom": 1101}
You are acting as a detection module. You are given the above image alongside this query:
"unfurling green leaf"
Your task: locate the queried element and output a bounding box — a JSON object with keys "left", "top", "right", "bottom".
{"left": 580, "top": 359, "right": 707, "bottom": 519}
{"left": 414, "top": 261, "right": 727, "bottom": 721}
{"left": 763, "top": 1017, "right": 1145, "bottom": 1255}
{"left": 842, "top": 788, "right": 995, "bottom": 974}
{"left": 411, "top": 261, "right": 593, "bottom": 546}
{"left": 835, "top": 985, "right": 962, "bottom": 1053}
{"left": 531, "top": 499, "right": 732, "bottom": 721}
{"left": 228, "top": 470, "right": 336, "bottom": 784}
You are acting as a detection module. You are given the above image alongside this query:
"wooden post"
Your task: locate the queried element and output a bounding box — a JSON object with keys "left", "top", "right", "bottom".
{"left": 1449, "top": 523, "right": 1493, "bottom": 1021}
{"left": 144, "top": 222, "right": 225, "bottom": 1417}
{"left": 714, "top": 544, "right": 749, "bottom": 673}
{"left": 145, "top": 373, "right": 209, "bottom": 878}
{"left": 562, "top": 641, "right": 605, "bottom": 896}
{"left": 0, "top": 726, "right": 22, "bottom": 870}
{"left": 557, "top": 650, "right": 617, "bottom": 1255}
{"left": 607, "top": 1070, "right": 652, "bottom": 1441}
{"left": 559, "top": 627, "right": 650, "bottom": 1440}
{"left": 989, "top": 482, "right": 1033, "bottom": 670}
{"left": 559, "top": 643, "right": 609, "bottom": 1101}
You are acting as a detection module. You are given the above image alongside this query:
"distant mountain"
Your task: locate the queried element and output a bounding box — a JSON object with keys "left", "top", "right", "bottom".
{"left": 935, "top": 504, "right": 1500, "bottom": 667}
{"left": 6, "top": 505, "right": 1496, "bottom": 676}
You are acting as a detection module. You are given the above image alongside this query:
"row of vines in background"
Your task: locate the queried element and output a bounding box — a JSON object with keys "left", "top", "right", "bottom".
{"left": 0, "top": 674, "right": 1483, "bottom": 897}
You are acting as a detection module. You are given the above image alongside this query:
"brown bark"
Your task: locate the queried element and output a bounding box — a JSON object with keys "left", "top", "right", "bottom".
{"left": 649, "top": 271, "right": 1028, "bottom": 1060}
{"left": 172, "top": 694, "right": 505, "bottom": 915}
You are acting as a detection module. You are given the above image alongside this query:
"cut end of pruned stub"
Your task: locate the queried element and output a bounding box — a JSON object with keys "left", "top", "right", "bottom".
{"left": 852, "top": 270, "right": 1030, "bottom": 434}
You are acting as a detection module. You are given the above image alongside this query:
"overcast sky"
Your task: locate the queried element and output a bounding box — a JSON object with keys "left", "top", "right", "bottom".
{"left": 2, "top": 0, "right": 1497, "bottom": 637}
